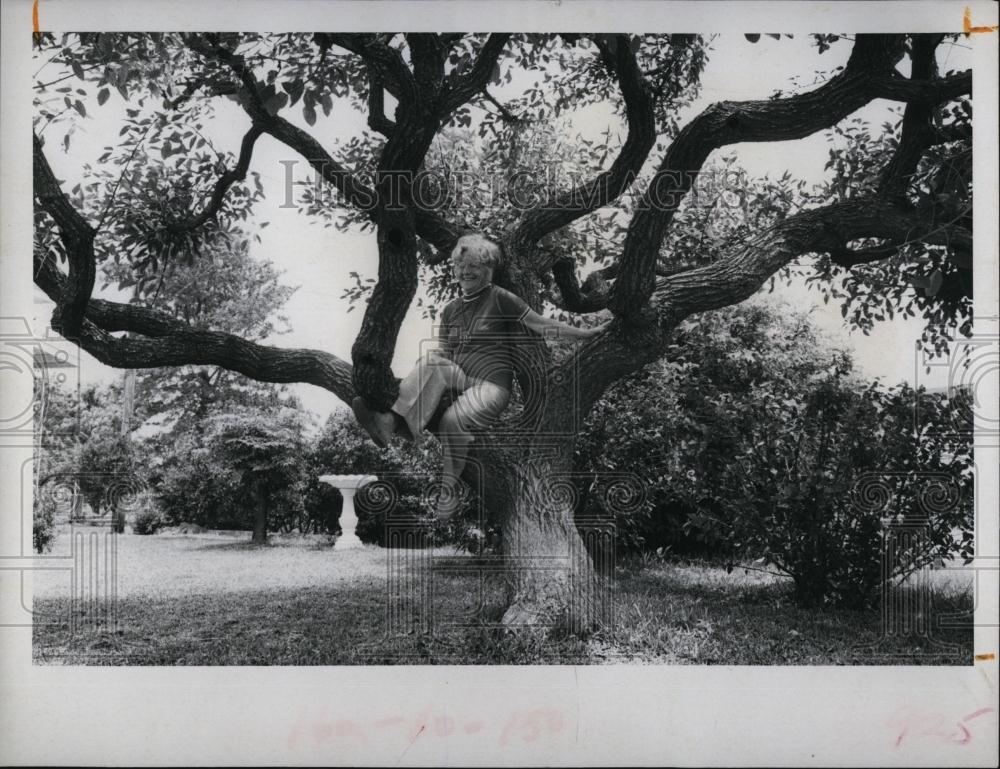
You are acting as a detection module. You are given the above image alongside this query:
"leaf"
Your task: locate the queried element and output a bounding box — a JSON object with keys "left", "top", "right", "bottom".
{"left": 926, "top": 268, "right": 943, "bottom": 297}
{"left": 303, "top": 103, "right": 317, "bottom": 126}
{"left": 264, "top": 91, "right": 288, "bottom": 116}
{"left": 97, "top": 88, "right": 110, "bottom": 106}
{"left": 745, "top": 34, "right": 761, "bottom": 43}
{"left": 71, "top": 59, "right": 85, "bottom": 80}
{"left": 283, "top": 79, "right": 305, "bottom": 106}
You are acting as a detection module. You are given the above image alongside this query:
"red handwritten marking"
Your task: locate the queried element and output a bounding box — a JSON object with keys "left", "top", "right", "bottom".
{"left": 373, "top": 716, "right": 406, "bottom": 728}
{"left": 890, "top": 706, "right": 995, "bottom": 747}
{"left": 963, "top": 707, "right": 993, "bottom": 722}
{"left": 499, "top": 708, "right": 564, "bottom": 746}
{"left": 433, "top": 715, "right": 456, "bottom": 737}
{"left": 332, "top": 719, "right": 367, "bottom": 739}
{"left": 463, "top": 720, "right": 485, "bottom": 734}
{"left": 287, "top": 706, "right": 567, "bottom": 749}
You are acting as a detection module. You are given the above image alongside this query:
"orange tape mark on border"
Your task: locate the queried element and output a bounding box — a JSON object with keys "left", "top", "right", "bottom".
{"left": 974, "top": 652, "right": 996, "bottom": 661}
{"left": 964, "top": 7, "right": 998, "bottom": 35}
{"left": 32, "top": 0, "right": 40, "bottom": 36}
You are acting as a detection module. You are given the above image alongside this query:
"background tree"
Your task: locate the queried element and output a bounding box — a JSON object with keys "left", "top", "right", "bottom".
{"left": 33, "top": 375, "right": 80, "bottom": 551}
{"left": 32, "top": 32, "right": 973, "bottom": 632}
{"left": 204, "top": 407, "right": 310, "bottom": 544}
{"left": 35, "top": 381, "right": 144, "bottom": 536}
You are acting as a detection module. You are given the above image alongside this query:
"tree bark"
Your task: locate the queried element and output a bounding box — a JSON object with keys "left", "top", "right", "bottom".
{"left": 466, "top": 429, "right": 604, "bottom": 635}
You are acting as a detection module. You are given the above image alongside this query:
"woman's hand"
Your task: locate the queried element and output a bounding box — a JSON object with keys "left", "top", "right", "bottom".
{"left": 522, "top": 310, "right": 610, "bottom": 340}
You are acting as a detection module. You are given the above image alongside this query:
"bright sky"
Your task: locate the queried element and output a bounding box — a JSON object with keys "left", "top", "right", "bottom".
{"left": 34, "top": 33, "right": 971, "bottom": 420}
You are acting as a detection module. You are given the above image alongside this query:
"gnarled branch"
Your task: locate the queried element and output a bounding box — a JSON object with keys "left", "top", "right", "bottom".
{"left": 184, "top": 32, "right": 466, "bottom": 256}
{"left": 651, "top": 197, "right": 961, "bottom": 320}
{"left": 609, "top": 34, "right": 970, "bottom": 316}
{"left": 879, "top": 34, "right": 946, "bottom": 197}
{"left": 442, "top": 34, "right": 512, "bottom": 115}
{"left": 510, "top": 34, "right": 656, "bottom": 259}
{"left": 33, "top": 133, "right": 96, "bottom": 340}
{"left": 320, "top": 33, "right": 415, "bottom": 104}
{"left": 34, "top": 248, "right": 355, "bottom": 402}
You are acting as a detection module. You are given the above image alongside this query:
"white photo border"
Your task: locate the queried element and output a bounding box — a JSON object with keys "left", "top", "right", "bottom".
{"left": 1, "top": 1, "right": 997, "bottom": 765}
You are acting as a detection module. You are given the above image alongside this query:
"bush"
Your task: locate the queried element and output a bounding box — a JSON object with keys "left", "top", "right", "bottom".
{"left": 132, "top": 507, "right": 164, "bottom": 535}
{"left": 718, "top": 377, "right": 973, "bottom": 607}
{"left": 575, "top": 303, "right": 839, "bottom": 555}
{"left": 575, "top": 303, "right": 974, "bottom": 607}
{"left": 155, "top": 437, "right": 246, "bottom": 529}
{"left": 33, "top": 492, "right": 57, "bottom": 553}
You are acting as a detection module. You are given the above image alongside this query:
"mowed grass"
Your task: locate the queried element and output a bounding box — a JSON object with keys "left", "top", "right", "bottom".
{"left": 32, "top": 530, "right": 974, "bottom": 665}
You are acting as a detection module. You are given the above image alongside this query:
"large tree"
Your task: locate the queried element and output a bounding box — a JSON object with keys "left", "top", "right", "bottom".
{"left": 32, "top": 32, "right": 973, "bottom": 632}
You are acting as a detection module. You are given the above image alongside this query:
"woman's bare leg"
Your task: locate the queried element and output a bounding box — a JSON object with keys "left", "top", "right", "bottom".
{"left": 434, "top": 382, "right": 510, "bottom": 518}
{"left": 353, "top": 352, "right": 471, "bottom": 447}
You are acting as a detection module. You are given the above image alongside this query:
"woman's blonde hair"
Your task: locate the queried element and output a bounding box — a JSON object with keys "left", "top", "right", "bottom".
{"left": 451, "top": 234, "right": 502, "bottom": 270}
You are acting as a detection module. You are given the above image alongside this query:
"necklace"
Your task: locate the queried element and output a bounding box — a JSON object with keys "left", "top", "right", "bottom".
{"left": 461, "top": 283, "right": 492, "bottom": 302}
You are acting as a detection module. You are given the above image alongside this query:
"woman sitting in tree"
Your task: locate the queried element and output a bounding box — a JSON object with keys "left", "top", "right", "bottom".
{"left": 352, "top": 233, "right": 607, "bottom": 518}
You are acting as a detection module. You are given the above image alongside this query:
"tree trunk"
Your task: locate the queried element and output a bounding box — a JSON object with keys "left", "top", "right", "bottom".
{"left": 71, "top": 483, "right": 83, "bottom": 522}
{"left": 471, "top": 440, "right": 603, "bottom": 636}
{"left": 251, "top": 481, "right": 268, "bottom": 545}
{"left": 111, "top": 505, "right": 126, "bottom": 534}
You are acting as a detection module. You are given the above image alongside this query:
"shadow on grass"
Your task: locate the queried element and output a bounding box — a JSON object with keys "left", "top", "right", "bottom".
{"left": 32, "top": 561, "right": 973, "bottom": 666}
{"left": 188, "top": 541, "right": 273, "bottom": 552}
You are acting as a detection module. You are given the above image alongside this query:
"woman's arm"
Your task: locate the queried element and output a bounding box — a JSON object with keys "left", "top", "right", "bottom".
{"left": 521, "top": 309, "right": 609, "bottom": 340}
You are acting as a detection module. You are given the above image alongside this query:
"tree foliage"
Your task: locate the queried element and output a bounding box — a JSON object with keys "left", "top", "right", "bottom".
{"left": 577, "top": 301, "right": 973, "bottom": 606}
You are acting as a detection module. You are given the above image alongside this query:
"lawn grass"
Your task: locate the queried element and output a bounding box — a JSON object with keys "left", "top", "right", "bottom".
{"left": 31, "top": 531, "right": 973, "bottom": 665}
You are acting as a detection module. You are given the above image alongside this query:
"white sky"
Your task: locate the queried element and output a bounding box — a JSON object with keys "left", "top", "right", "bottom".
{"left": 34, "top": 33, "right": 971, "bottom": 419}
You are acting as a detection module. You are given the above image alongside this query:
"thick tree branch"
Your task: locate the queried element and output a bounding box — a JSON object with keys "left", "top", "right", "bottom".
{"left": 879, "top": 34, "right": 945, "bottom": 198}
{"left": 34, "top": 250, "right": 355, "bottom": 403}
{"left": 442, "top": 34, "right": 511, "bottom": 115}
{"left": 870, "top": 69, "right": 971, "bottom": 104}
{"left": 184, "top": 33, "right": 465, "bottom": 256}
{"left": 650, "top": 197, "right": 960, "bottom": 320}
{"left": 366, "top": 70, "right": 396, "bottom": 136}
{"left": 406, "top": 33, "right": 447, "bottom": 86}
{"left": 319, "top": 34, "right": 414, "bottom": 104}
{"left": 350, "top": 35, "right": 450, "bottom": 409}
{"left": 609, "top": 34, "right": 971, "bottom": 316}
{"left": 562, "top": 193, "right": 969, "bottom": 419}
{"left": 511, "top": 34, "right": 656, "bottom": 259}
{"left": 33, "top": 133, "right": 96, "bottom": 340}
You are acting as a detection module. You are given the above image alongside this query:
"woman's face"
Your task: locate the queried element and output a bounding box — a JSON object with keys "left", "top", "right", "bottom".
{"left": 452, "top": 256, "right": 493, "bottom": 295}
